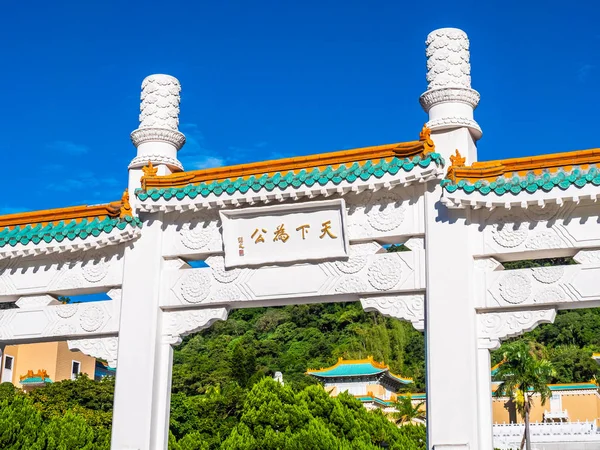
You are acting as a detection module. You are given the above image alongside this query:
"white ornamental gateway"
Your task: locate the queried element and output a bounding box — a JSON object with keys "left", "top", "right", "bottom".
{"left": 0, "top": 27, "right": 599, "bottom": 450}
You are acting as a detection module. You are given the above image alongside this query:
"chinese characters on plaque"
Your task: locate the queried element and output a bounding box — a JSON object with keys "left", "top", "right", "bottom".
{"left": 220, "top": 199, "right": 349, "bottom": 268}
{"left": 238, "top": 220, "right": 338, "bottom": 257}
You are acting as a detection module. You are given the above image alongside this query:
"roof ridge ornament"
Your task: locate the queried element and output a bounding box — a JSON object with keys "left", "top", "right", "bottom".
{"left": 447, "top": 149, "right": 466, "bottom": 181}
{"left": 141, "top": 162, "right": 159, "bottom": 190}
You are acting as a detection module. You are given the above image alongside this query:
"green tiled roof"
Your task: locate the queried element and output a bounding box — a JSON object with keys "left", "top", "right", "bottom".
{"left": 547, "top": 383, "right": 597, "bottom": 391}
{"left": 136, "top": 153, "right": 444, "bottom": 202}
{"left": 20, "top": 376, "right": 53, "bottom": 385}
{"left": 441, "top": 166, "right": 600, "bottom": 196}
{"left": 0, "top": 215, "right": 142, "bottom": 248}
{"left": 307, "top": 358, "right": 413, "bottom": 384}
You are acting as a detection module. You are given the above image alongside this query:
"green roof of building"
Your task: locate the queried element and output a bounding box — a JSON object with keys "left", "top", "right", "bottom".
{"left": 136, "top": 153, "right": 444, "bottom": 202}
{"left": 20, "top": 376, "right": 53, "bottom": 385}
{"left": 306, "top": 357, "right": 413, "bottom": 385}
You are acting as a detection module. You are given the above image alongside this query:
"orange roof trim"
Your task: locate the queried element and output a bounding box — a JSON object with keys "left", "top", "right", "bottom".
{"left": 447, "top": 148, "right": 600, "bottom": 183}
{"left": 0, "top": 190, "right": 132, "bottom": 229}
{"left": 142, "top": 126, "right": 435, "bottom": 190}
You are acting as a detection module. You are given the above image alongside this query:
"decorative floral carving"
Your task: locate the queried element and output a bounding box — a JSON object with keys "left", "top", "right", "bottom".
{"left": 361, "top": 295, "right": 424, "bottom": 331}
{"left": 524, "top": 204, "right": 560, "bottom": 222}
{"left": 53, "top": 324, "right": 77, "bottom": 336}
{"left": 56, "top": 303, "right": 79, "bottom": 318}
{"left": 138, "top": 75, "right": 181, "bottom": 131}
{"left": 335, "top": 255, "right": 368, "bottom": 274}
{"left": 492, "top": 215, "right": 528, "bottom": 248}
{"left": 180, "top": 215, "right": 218, "bottom": 250}
{"left": 209, "top": 256, "right": 241, "bottom": 283}
{"left": 534, "top": 288, "right": 566, "bottom": 304}
{"left": 68, "top": 337, "right": 118, "bottom": 368}
{"left": 574, "top": 249, "right": 600, "bottom": 265}
{"left": 498, "top": 273, "right": 532, "bottom": 304}
{"left": 180, "top": 271, "right": 212, "bottom": 304}
{"left": 525, "top": 231, "right": 563, "bottom": 250}
{"left": 366, "top": 195, "right": 405, "bottom": 232}
{"left": 532, "top": 266, "right": 564, "bottom": 284}
{"left": 335, "top": 276, "right": 369, "bottom": 294}
{"left": 367, "top": 255, "right": 402, "bottom": 291}
{"left": 425, "top": 28, "right": 471, "bottom": 90}
{"left": 478, "top": 309, "right": 556, "bottom": 350}
{"left": 163, "top": 308, "right": 228, "bottom": 345}
{"left": 212, "top": 285, "right": 244, "bottom": 302}
{"left": 82, "top": 255, "right": 109, "bottom": 283}
{"left": 79, "top": 306, "right": 106, "bottom": 332}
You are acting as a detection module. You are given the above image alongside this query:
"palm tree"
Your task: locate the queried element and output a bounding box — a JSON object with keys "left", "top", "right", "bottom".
{"left": 494, "top": 341, "right": 555, "bottom": 450}
{"left": 392, "top": 394, "right": 426, "bottom": 425}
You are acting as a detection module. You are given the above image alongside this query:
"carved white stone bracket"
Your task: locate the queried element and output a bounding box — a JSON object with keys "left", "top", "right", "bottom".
{"left": 360, "top": 294, "right": 425, "bottom": 331}
{"left": 68, "top": 336, "right": 119, "bottom": 368}
{"left": 477, "top": 308, "right": 557, "bottom": 350}
{"left": 162, "top": 307, "right": 228, "bottom": 345}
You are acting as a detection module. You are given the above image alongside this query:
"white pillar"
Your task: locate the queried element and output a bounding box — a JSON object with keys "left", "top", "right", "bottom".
{"left": 424, "top": 188, "right": 481, "bottom": 449}
{"left": 421, "top": 27, "right": 487, "bottom": 450}
{"left": 110, "top": 215, "right": 169, "bottom": 450}
{"left": 477, "top": 347, "right": 494, "bottom": 450}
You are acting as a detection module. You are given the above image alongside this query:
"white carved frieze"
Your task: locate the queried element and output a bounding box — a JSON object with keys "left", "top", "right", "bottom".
{"left": 68, "top": 337, "right": 119, "bottom": 368}
{"left": 477, "top": 308, "right": 556, "bottom": 350}
{"left": 478, "top": 251, "right": 600, "bottom": 309}
{"left": 162, "top": 308, "right": 228, "bottom": 345}
{"left": 163, "top": 243, "right": 424, "bottom": 308}
{"left": 0, "top": 249, "right": 125, "bottom": 300}
{"left": 361, "top": 294, "right": 424, "bottom": 331}
{"left": 474, "top": 203, "right": 600, "bottom": 256}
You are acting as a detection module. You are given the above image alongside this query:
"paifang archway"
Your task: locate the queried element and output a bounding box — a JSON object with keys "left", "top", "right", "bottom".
{"left": 1, "top": 27, "right": 600, "bottom": 450}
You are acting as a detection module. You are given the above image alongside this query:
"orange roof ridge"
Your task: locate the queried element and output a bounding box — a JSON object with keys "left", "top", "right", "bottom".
{"left": 447, "top": 147, "right": 600, "bottom": 183}
{"left": 142, "top": 126, "right": 435, "bottom": 190}
{"left": 0, "top": 190, "right": 132, "bottom": 229}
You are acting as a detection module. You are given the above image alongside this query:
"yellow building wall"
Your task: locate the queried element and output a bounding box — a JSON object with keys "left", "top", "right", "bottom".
{"left": 561, "top": 394, "right": 600, "bottom": 425}
{"left": 55, "top": 342, "right": 96, "bottom": 381}
{"left": 2, "top": 341, "right": 96, "bottom": 387}
{"left": 7, "top": 342, "right": 60, "bottom": 387}
{"left": 366, "top": 384, "right": 385, "bottom": 398}
{"left": 492, "top": 393, "right": 600, "bottom": 424}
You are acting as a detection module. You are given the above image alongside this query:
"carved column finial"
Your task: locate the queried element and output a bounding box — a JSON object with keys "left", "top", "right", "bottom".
{"left": 129, "top": 74, "right": 186, "bottom": 173}
{"left": 419, "top": 28, "right": 482, "bottom": 141}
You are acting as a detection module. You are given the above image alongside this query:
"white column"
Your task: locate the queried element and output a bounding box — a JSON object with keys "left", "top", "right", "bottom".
{"left": 110, "top": 215, "right": 168, "bottom": 450}
{"left": 424, "top": 186, "right": 481, "bottom": 449}
{"left": 477, "top": 347, "right": 494, "bottom": 450}
{"left": 150, "top": 330, "right": 174, "bottom": 449}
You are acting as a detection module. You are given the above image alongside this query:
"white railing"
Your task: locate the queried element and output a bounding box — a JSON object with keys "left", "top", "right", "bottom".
{"left": 493, "top": 421, "right": 599, "bottom": 449}
{"left": 494, "top": 420, "right": 596, "bottom": 437}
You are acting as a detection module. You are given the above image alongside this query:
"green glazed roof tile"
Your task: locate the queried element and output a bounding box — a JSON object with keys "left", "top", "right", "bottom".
{"left": 441, "top": 165, "right": 600, "bottom": 196}
{"left": 137, "top": 153, "right": 444, "bottom": 202}
{"left": 0, "top": 216, "right": 142, "bottom": 249}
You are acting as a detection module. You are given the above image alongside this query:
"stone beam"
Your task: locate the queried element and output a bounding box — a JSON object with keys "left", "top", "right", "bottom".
{"left": 476, "top": 249, "right": 600, "bottom": 310}
{"left": 161, "top": 244, "right": 425, "bottom": 309}
{"left": 0, "top": 292, "right": 119, "bottom": 345}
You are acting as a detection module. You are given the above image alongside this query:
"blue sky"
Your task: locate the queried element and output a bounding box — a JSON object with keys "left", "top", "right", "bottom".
{"left": 1, "top": 0, "right": 598, "bottom": 214}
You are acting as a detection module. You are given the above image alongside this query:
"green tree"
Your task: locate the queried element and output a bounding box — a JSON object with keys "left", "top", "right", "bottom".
{"left": 392, "top": 395, "right": 426, "bottom": 424}
{"left": 494, "top": 341, "right": 555, "bottom": 450}
{"left": 0, "top": 396, "right": 46, "bottom": 450}
{"left": 45, "top": 411, "right": 97, "bottom": 450}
